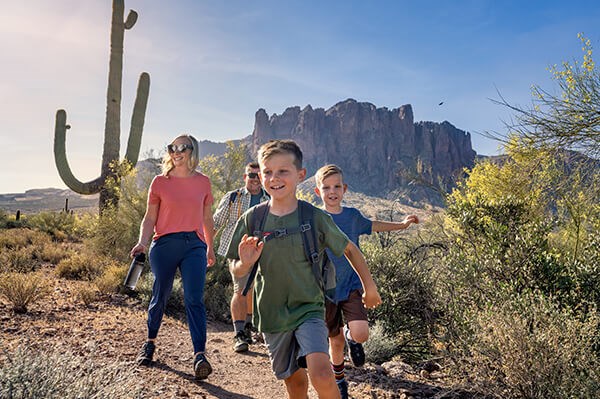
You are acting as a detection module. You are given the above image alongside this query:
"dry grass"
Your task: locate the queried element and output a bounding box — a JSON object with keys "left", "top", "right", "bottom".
{"left": 0, "top": 272, "right": 51, "bottom": 313}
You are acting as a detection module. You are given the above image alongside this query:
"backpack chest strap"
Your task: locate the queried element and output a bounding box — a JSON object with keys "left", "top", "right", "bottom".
{"left": 255, "top": 223, "right": 312, "bottom": 243}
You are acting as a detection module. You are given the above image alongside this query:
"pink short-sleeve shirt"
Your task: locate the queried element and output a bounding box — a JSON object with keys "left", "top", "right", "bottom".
{"left": 148, "top": 173, "right": 213, "bottom": 242}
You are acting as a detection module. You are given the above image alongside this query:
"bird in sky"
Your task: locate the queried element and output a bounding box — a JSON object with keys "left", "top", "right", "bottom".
{"left": 438, "top": 101, "right": 444, "bottom": 106}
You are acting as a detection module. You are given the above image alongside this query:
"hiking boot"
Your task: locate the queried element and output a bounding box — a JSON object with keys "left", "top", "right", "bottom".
{"left": 336, "top": 379, "right": 349, "bottom": 399}
{"left": 344, "top": 325, "right": 365, "bottom": 367}
{"left": 194, "top": 353, "right": 213, "bottom": 380}
{"left": 243, "top": 322, "right": 255, "bottom": 344}
{"left": 137, "top": 341, "right": 155, "bottom": 366}
{"left": 233, "top": 330, "right": 250, "bottom": 353}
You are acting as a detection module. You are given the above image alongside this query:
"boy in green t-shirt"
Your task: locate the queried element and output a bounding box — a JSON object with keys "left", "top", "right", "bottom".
{"left": 226, "top": 140, "right": 381, "bottom": 398}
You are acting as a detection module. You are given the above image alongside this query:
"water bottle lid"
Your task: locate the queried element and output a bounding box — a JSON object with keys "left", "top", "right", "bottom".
{"left": 135, "top": 252, "right": 146, "bottom": 263}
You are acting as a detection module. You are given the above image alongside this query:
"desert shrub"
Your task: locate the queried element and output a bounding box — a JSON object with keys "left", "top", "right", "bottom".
{"left": 0, "top": 228, "right": 51, "bottom": 250}
{"left": 204, "top": 256, "right": 233, "bottom": 322}
{"left": 0, "top": 209, "right": 8, "bottom": 227}
{"left": 36, "top": 242, "right": 72, "bottom": 265}
{"left": 27, "top": 212, "right": 92, "bottom": 241}
{"left": 88, "top": 163, "right": 150, "bottom": 262}
{"left": 0, "top": 272, "right": 51, "bottom": 313}
{"left": 364, "top": 234, "right": 442, "bottom": 362}
{"left": 55, "top": 253, "right": 109, "bottom": 281}
{"left": 75, "top": 284, "right": 100, "bottom": 306}
{"left": 364, "top": 322, "right": 406, "bottom": 364}
{"left": 451, "top": 290, "right": 600, "bottom": 398}
{"left": 0, "top": 343, "right": 142, "bottom": 398}
{"left": 0, "top": 247, "right": 40, "bottom": 273}
{"left": 93, "top": 261, "right": 128, "bottom": 294}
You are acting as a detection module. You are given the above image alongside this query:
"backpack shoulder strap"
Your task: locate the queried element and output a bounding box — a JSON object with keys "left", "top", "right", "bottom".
{"left": 242, "top": 201, "right": 270, "bottom": 296}
{"left": 298, "top": 201, "right": 324, "bottom": 291}
{"left": 228, "top": 189, "right": 240, "bottom": 204}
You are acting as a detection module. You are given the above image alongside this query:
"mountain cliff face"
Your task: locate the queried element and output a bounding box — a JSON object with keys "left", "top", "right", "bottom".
{"left": 252, "top": 99, "right": 476, "bottom": 199}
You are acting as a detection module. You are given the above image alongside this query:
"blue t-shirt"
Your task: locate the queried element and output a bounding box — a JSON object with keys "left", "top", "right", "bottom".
{"left": 324, "top": 207, "right": 372, "bottom": 303}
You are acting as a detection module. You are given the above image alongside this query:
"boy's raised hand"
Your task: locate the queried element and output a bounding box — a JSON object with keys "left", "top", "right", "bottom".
{"left": 238, "top": 234, "right": 264, "bottom": 267}
{"left": 403, "top": 214, "right": 419, "bottom": 226}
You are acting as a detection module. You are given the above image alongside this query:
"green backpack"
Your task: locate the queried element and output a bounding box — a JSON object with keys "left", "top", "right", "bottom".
{"left": 242, "top": 200, "right": 336, "bottom": 301}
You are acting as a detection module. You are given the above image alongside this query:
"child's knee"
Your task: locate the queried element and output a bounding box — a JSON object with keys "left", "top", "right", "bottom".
{"left": 348, "top": 324, "right": 369, "bottom": 343}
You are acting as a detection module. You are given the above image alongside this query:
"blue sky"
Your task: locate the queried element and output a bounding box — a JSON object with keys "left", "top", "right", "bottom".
{"left": 1, "top": 0, "right": 600, "bottom": 193}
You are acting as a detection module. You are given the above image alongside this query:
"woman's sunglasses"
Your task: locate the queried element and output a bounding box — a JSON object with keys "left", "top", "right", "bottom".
{"left": 167, "top": 143, "right": 193, "bottom": 153}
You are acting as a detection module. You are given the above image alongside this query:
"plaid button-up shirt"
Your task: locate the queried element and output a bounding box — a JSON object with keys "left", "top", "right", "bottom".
{"left": 213, "top": 187, "right": 270, "bottom": 257}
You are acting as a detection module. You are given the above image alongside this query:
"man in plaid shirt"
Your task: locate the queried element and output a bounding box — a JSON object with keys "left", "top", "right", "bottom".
{"left": 213, "top": 161, "right": 269, "bottom": 352}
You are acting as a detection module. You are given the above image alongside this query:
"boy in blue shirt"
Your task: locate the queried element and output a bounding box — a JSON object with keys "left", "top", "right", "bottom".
{"left": 314, "top": 164, "right": 419, "bottom": 398}
{"left": 227, "top": 142, "right": 382, "bottom": 399}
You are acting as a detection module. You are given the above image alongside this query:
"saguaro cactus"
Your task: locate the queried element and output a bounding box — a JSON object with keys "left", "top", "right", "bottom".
{"left": 54, "top": 0, "right": 150, "bottom": 213}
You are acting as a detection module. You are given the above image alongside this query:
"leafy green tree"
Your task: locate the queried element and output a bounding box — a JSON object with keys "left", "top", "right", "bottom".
{"left": 198, "top": 141, "right": 250, "bottom": 205}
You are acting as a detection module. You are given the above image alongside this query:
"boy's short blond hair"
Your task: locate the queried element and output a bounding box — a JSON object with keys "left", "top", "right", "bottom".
{"left": 315, "top": 164, "right": 344, "bottom": 187}
{"left": 257, "top": 140, "right": 303, "bottom": 170}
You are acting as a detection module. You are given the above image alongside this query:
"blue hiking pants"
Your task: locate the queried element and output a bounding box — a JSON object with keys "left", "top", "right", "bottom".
{"left": 147, "top": 232, "right": 208, "bottom": 354}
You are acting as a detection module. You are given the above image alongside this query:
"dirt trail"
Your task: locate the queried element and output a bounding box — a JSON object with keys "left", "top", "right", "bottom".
{"left": 0, "top": 267, "right": 460, "bottom": 398}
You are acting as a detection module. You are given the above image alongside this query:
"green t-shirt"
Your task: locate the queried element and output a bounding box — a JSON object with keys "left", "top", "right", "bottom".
{"left": 226, "top": 204, "right": 349, "bottom": 333}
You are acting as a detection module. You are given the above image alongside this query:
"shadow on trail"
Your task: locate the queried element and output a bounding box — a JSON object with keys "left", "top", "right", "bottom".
{"left": 152, "top": 361, "right": 255, "bottom": 399}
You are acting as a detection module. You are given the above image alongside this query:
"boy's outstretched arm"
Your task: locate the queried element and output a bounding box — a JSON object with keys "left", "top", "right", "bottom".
{"left": 371, "top": 214, "right": 419, "bottom": 233}
{"left": 231, "top": 234, "right": 264, "bottom": 277}
{"left": 344, "top": 241, "right": 382, "bottom": 309}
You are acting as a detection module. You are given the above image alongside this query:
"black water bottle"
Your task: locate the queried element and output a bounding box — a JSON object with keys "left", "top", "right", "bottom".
{"left": 124, "top": 253, "right": 146, "bottom": 290}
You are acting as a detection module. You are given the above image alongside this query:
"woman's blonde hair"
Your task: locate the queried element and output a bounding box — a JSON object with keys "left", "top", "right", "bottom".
{"left": 161, "top": 134, "right": 200, "bottom": 176}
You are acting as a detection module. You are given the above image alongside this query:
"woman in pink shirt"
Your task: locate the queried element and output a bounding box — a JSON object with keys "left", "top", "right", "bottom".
{"left": 130, "top": 134, "right": 216, "bottom": 380}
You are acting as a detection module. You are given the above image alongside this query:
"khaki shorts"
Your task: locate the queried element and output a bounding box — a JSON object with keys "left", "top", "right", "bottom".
{"left": 228, "top": 258, "right": 253, "bottom": 293}
{"left": 325, "top": 289, "right": 368, "bottom": 337}
{"left": 263, "top": 317, "right": 329, "bottom": 380}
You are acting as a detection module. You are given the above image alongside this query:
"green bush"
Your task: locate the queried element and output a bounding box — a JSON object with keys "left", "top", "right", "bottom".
{"left": 26, "top": 211, "right": 91, "bottom": 241}
{"left": 0, "top": 343, "right": 142, "bottom": 398}
{"left": 93, "top": 261, "right": 128, "bottom": 294}
{"left": 364, "top": 235, "right": 442, "bottom": 362}
{"left": 88, "top": 165, "right": 150, "bottom": 262}
{"left": 451, "top": 290, "right": 600, "bottom": 398}
{"left": 55, "top": 253, "right": 106, "bottom": 281}
{"left": 204, "top": 256, "right": 233, "bottom": 322}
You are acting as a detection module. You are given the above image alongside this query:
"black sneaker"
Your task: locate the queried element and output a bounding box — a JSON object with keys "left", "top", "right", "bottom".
{"left": 243, "top": 323, "right": 255, "bottom": 344}
{"left": 137, "top": 341, "right": 155, "bottom": 366}
{"left": 336, "top": 379, "right": 349, "bottom": 399}
{"left": 344, "top": 325, "right": 365, "bottom": 367}
{"left": 194, "top": 353, "right": 213, "bottom": 380}
{"left": 233, "top": 330, "right": 250, "bottom": 353}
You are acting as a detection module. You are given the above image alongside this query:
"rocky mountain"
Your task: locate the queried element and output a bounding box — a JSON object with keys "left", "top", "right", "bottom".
{"left": 251, "top": 99, "right": 476, "bottom": 203}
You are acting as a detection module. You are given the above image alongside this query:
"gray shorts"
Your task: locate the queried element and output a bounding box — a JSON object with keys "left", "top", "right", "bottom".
{"left": 263, "top": 317, "right": 329, "bottom": 380}
{"left": 228, "top": 258, "right": 252, "bottom": 293}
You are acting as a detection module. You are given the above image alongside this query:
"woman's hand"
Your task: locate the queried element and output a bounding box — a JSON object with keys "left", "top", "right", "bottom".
{"left": 130, "top": 243, "right": 146, "bottom": 258}
{"left": 206, "top": 247, "right": 216, "bottom": 267}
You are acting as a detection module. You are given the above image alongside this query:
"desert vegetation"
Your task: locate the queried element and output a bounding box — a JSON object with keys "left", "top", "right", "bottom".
{"left": 2, "top": 38, "right": 600, "bottom": 398}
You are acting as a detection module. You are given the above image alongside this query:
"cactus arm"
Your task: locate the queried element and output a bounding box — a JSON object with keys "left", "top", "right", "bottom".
{"left": 53, "top": 110, "right": 104, "bottom": 195}
{"left": 124, "top": 72, "right": 150, "bottom": 166}
{"left": 124, "top": 10, "right": 138, "bottom": 29}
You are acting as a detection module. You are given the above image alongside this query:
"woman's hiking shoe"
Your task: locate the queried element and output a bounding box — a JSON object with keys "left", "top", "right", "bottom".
{"left": 336, "top": 379, "right": 349, "bottom": 399}
{"left": 194, "top": 353, "right": 213, "bottom": 380}
{"left": 344, "top": 325, "right": 365, "bottom": 367}
{"left": 233, "top": 330, "right": 251, "bottom": 352}
{"left": 137, "top": 341, "right": 155, "bottom": 366}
